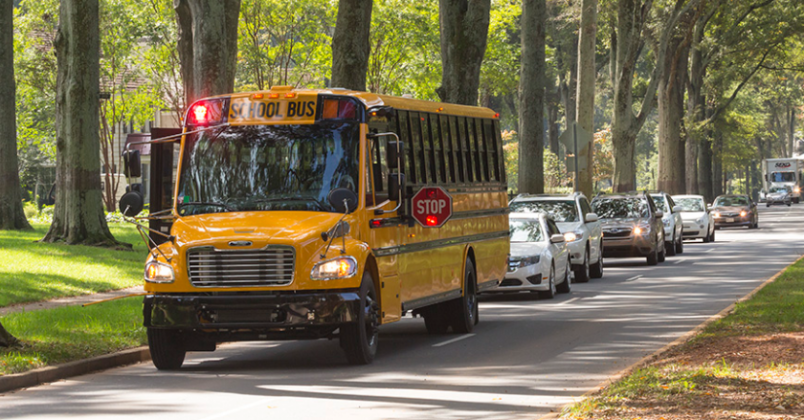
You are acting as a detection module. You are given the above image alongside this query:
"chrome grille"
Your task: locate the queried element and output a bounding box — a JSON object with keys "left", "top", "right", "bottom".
{"left": 187, "top": 246, "right": 295, "bottom": 288}
{"left": 603, "top": 228, "right": 632, "bottom": 238}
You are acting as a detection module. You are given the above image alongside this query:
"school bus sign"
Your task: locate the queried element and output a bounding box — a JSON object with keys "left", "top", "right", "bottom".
{"left": 412, "top": 186, "right": 453, "bottom": 228}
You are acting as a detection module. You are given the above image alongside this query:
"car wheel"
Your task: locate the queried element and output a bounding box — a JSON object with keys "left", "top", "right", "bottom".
{"left": 675, "top": 234, "right": 684, "bottom": 254}
{"left": 590, "top": 242, "right": 604, "bottom": 279}
{"left": 666, "top": 237, "right": 676, "bottom": 256}
{"left": 148, "top": 328, "right": 187, "bottom": 371}
{"left": 574, "top": 247, "right": 590, "bottom": 283}
{"left": 703, "top": 230, "right": 711, "bottom": 243}
{"left": 539, "top": 265, "right": 556, "bottom": 299}
{"left": 657, "top": 241, "right": 666, "bottom": 262}
{"left": 448, "top": 259, "right": 477, "bottom": 333}
{"left": 710, "top": 229, "right": 715, "bottom": 242}
{"left": 340, "top": 271, "right": 380, "bottom": 365}
{"left": 557, "top": 261, "right": 572, "bottom": 294}
{"left": 647, "top": 246, "right": 659, "bottom": 266}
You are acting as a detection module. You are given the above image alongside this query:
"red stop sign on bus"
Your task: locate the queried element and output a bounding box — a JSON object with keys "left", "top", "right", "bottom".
{"left": 411, "top": 186, "right": 453, "bottom": 228}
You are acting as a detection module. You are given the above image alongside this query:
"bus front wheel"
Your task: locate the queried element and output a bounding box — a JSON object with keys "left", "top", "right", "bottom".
{"left": 340, "top": 271, "right": 380, "bottom": 365}
{"left": 148, "top": 328, "right": 186, "bottom": 370}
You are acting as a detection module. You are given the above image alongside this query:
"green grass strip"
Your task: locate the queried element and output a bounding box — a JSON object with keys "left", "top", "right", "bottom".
{"left": 0, "top": 223, "right": 149, "bottom": 307}
{"left": 0, "top": 298, "right": 146, "bottom": 376}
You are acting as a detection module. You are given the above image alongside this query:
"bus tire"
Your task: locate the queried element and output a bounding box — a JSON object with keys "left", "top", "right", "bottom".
{"left": 340, "top": 271, "right": 379, "bottom": 365}
{"left": 450, "top": 259, "right": 477, "bottom": 334}
{"left": 148, "top": 328, "right": 186, "bottom": 370}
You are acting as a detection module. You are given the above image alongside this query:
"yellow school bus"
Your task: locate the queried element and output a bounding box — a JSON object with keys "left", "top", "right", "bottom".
{"left": 128, "top": 86, "right": 509, "bottom": 369}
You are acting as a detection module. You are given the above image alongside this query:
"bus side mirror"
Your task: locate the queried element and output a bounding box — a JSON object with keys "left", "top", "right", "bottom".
{"left": 389, "top": 173, "right": 406, "bottom": 203}
{"left": 387, "top": 141, "right": 404, "bottom": 170}
{"left": 123, "top": 149, "right": 141, "bottom": 178}
{"left": 119, "top": 191, "right": 144, "bottom": 217}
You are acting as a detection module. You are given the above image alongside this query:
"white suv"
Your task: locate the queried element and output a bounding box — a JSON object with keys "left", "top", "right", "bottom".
{"left": 649, "top": 192, "right": 684, "bottom": 256}
{"left": 508, "top": 193, "right": 603, "bottom": 282}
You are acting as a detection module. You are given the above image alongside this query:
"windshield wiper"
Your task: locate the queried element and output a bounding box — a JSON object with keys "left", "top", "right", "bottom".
{"left": 252, "top": 196, "right": 327, "bottom": 211}
{"left": 179, "top": 201, "right": 236, "bottom": 212}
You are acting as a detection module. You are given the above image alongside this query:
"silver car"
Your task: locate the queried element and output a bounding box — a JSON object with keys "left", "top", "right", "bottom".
{"left": 508, "top": 193, "right": 603, "bottom": 282}
{"left": 650, "top": 192, "right": 684, "bottom": 255}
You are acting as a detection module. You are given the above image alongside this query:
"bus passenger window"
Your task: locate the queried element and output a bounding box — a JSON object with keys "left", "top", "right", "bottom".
{"left": 397, "top": 110, "right": 416, "bottom": 184}
{"left": 450, "top": 116, "right": 465, "bottom": 183}
{"left": 459, "top": 117, "right": 474, "bottom": 182}
{"left": 483, "top": 119, "right": 497, "bottom": 181}
{"left": 440, "top": 115, "right": 454, "bottom": 184}
{"left": 474, "top": 118, "right": 488, "bottom": 181}
{"left": 410, "top": 112, "right": 427, "bottom": 185}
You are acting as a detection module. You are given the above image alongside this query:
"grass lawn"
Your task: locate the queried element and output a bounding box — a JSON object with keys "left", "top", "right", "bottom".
{"left": 0, "top": 223, "right": 149, "bottom": 307}
{"left": 0, "top": 298, "right": 146, "bottom": 375}
{"left": 561, "top": 257, "right": 804, "bottom": 419}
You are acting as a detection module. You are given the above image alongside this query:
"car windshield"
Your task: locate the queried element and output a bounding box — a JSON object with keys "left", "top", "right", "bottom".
{"left": 177, "top": 121, "right": 361, "bottom": 215}
{"left": 770, "top": 187, "right": 789, "bottom": 193}
{"left": 508, "top": 200, "right": 579, "bottom": 222}
{"left": 591, "top": 197, "right": 648, "bottom": 219}
{"left": 770, "top": 172, "right": 795, "bottom": 182}
{"left": 509, "top": 219, "right": 545, "bottom": 243}
{"left": 714, "top": 196, "right": 749, "bottom": 207}
{"left": 674, "top": 197, "right": 704, "bottom": 212}
{"left": 650, "top": 195, "right": 667, "bottom": 210}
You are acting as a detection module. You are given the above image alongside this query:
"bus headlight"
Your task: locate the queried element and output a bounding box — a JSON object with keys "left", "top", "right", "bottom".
{"left": 144, "top": 261, "right": 175, "bottom": 283}
{"left": 311, "top": 256, "right": 358, "bottom": 280}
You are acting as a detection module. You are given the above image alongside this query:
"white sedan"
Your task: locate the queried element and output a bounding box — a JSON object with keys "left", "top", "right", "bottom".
{"left": 672, "top": 194, "right": 715, "bottom": 242}
{"left": 490, "top": 213, "right": 572, "bottom": 299}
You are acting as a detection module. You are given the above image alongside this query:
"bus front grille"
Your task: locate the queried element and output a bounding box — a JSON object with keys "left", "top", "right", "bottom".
{"left": 187, "top": 246, "right": 295, "bottom": 288}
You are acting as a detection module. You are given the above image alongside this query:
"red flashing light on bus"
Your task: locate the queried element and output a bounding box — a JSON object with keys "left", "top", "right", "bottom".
{"left": 193, "top": 104, "right": 208, "bottom": 124}
{"left": 425, "top": 215, "right": 438, "bottom": 226}
{"left": 186, "top": 99, "right": 226, "bottom": 127}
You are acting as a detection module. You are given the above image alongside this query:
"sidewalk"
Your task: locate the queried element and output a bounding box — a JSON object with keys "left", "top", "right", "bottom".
{"left": 0, "top": 286, "right": 146, "bottom": 317}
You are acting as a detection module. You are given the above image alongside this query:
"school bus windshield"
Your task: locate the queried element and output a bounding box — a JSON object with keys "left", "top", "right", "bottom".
{"left": 177, "top": 120, "right": 360, "bottom": 216}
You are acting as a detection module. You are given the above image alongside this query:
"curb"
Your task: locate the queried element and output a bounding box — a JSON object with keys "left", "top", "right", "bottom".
{"left": 538, "top": 252, "right": 804, "bottom": 420}
{"left": 0, "top": 346, "right": 151, "bottom": 395}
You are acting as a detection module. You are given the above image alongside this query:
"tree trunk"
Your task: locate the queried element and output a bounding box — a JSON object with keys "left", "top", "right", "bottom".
{"left": 175, "top": 0, "right": 241, "bottom": 107}
{"left": 547, "top": 86, "right": 560, "bottom": 155}
{"left": 518, "top": 0, "right": 545, "bottom": 194}
{"left": 0, "top": 0, "right": 32, "bottom": 231}
{"left": 42, "top": 0, "right": 122, "bottom": 247}
{"left": 656, "top": 33, "right": 688, "bottom": 195}
{"left": 712, "top": 130, "right": 723, "bottom": 198}
{"left": 437, "top": 0, "right": 491, "bottom": 105}
{"left": 331, "top": 0, "right": 372, "bottom": 91}
{"left": 0, "top": 321, "right": 17, "bottom": 347}
{"left": 559, "top": 35, "right": 578, "bottom": 129}
{"left": 575, "top": 0, "right": 597, "bottom": 197}
{"left": 697, "top": 135, "right": 713, "bottom": 203}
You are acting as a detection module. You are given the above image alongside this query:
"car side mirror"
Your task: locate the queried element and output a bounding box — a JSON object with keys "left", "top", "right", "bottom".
{"left": 584, "top": 213, "right": 599, "bottom": 223}
{"left": 550, "top": 234, "right": 566, "bottom": 244}
{"left": 672, "top": 205, "right": 682, "bottom": 213}
{"left": 707, "top": 204, "right": 713, "bottom": 210}
{"left": 655, "top": 210, "right": 664, "bottom": 218}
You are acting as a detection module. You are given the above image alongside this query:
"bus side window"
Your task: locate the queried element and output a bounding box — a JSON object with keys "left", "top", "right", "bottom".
{"left": 440, "top": 114, "right": 454, "bottom": 184}
{"left": 459, "top": 117, "right": 474, "bottom": 182}
{"left": 450, "top": 116, "right": 465, "bottom": 184}
{"left": 429, "top": 113, "right": 445, "bottom": 184}
{"left": 483, "top": 119, "right": 498, "bottom": 181}
{"left": 397, "top": 110, "right": 416, "bottom": 185}
{"left": 421, "top": 113, "right": 436, "bottom": 184}
{"left": 474, "top": 118, "right": 489, "bottom": 181}
{"left": 493, "top": 119, "right": 506, "bottom": 183}
{"left": 410, "top": 112, "right": 427, "bottom": 185}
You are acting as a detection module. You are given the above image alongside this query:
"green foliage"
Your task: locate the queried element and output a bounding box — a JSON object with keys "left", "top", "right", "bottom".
{"left": 236, "top": 0, "right": 335, "bottom": 91}
{"left": 502, "top": 130, "right": 571, "bottom": 194}
{"left": 0, "top": 299, "right": 146, "bottom": 375}
{"left": 0, "top": 223, "right": 147, "bottom": 307}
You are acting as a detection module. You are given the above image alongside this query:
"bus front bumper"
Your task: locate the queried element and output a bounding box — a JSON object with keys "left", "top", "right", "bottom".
{"left": 143, "top": 291, "right": 360, "bottom": 330}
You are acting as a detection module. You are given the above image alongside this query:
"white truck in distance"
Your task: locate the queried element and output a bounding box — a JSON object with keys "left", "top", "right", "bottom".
{"left": 762, "top": 158, "right": 804, "bottom": 203}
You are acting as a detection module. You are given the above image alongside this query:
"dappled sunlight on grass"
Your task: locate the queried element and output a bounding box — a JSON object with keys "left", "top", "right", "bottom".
{"left": 0, "top": 223, "right": 149, "bottom": 306}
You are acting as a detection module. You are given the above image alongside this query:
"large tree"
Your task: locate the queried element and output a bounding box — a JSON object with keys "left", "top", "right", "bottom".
{"left": 518, "top": 0, "right": 546, "bottom": 194}
{"left": 437, "top": 0, "right": 490, "bottom": 105}
{"left": 41, "top": 0, "right": 121, "bottom": 246}
{"left": 175, "top": 0, "right": 241, "bottom": 107}
{"left": 575, "top": 0, "right": 597, "bottom": 196}
{"left": 610, "top": 0, "right": 700, "bottom": 191}
{"left": 0, "top": 0, "right": 32, "bottom": 231}
{"left": 331, "top": 0, "right": 372, "bottom": 91}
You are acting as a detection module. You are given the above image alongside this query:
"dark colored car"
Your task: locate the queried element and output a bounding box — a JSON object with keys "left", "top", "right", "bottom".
{"left": 711, "top": 194, "right": 758, "bottom": 229}
{"left": 591, "top": 192, "right": 667, "bottom": 266}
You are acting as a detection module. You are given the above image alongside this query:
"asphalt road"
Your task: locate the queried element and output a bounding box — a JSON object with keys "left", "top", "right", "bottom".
{"left": 3, "top": 205, "right": 804, "bottom": 420}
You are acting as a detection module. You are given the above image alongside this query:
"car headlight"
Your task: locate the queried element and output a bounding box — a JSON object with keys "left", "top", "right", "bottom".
{"left": 633, "top": 226, "right": 649, "bottom": 236}
{"left": 713, "top": 212, "right": 720, "bottom": 218}
{"left": 563, "top": 230, "right": 584, "bottom": 242}
{"left": 740, "top": 210, "right": 747, "bottom": 217}
{"left": 518, "top": 255, "right": 541, "bottom": 266}
{"left": 696, "top": 216, "right": 706, "bottom": 224}
{"left": 795, "top": 187, "right": 800, "bottom": 193}
{"left": 144, "top": 261, "right": 175, "bottom": 283}
{"left": 311, "top": 256, "right": 358, "bottom": 280}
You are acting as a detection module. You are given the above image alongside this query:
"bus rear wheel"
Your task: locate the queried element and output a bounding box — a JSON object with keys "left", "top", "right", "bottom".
{"left": 340, "top": 271, "right": 380, "bottom": 365}
{"left": 148, "top": 328, "right": 186, "bottom": 370}
{"left": 450, "top": 259, "right": 477, "bottom": 333}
